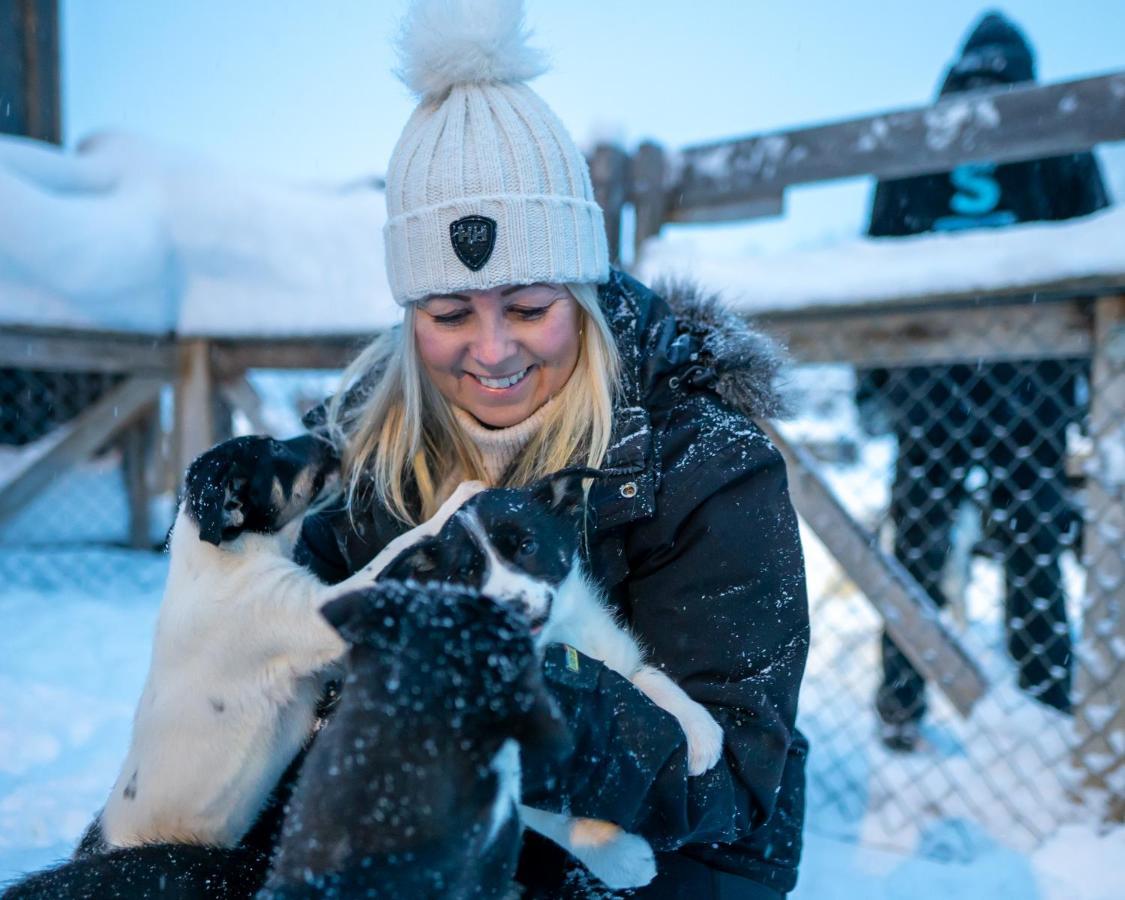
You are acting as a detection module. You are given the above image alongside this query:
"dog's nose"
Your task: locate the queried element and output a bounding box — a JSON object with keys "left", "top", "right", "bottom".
{"left": 503, "top": 594, "right": 550, "bottom": 633}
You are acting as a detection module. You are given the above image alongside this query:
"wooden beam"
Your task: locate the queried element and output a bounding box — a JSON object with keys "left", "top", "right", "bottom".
{"left": 210, "top": 338, "right": 365, "bottom": 378}
{"left": 628, "top": 141, "right": 669, "bottom": 258}
{"left": 760, "top": 420, "right": 989, "bottom": 717}
{"left": 0, "top": 375, "right": 164, "bottom": 526}
{"left": 759, "top": 297, "right": 1094, "bottom": 366}
{"left": 171, "top": 340, "right": 215, "bottom": 489}
{"left": 672, "top": 71, "right": 1125, "bottom": 221}
{"left": 0, "top": 0, "right": 60, "bottom": 142}
{"left": 0, "top": 327, "right": 175, "bottom": 373}
{"left": 122, "top": 405, "right": 158, "bottom": 549}
{"left": 1073, "top": 294, "right": 1125, "bottom": 818}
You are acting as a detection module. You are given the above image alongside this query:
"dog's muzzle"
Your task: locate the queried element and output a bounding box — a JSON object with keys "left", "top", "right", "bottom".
{"left": 502, "top": 594, "right": 551, "bottom": 636}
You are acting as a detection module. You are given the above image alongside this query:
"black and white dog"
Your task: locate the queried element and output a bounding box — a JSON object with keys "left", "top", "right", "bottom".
{"left": 99, "top": 435, "right": 486, "bottom": 850}
{"left": 64, "top": 436, "right": 717, "bottom": 892}
{"left": 4, "top": 580, "right": 561, "bottom": 900}
{"left": 386, "top": 470, "right": 725, "bottom": 890}
{"left": 259, "top": 579, "right": 568, "bottom": 899}
{"left": 1, "top": 844, "right": 270, "bottom": 900}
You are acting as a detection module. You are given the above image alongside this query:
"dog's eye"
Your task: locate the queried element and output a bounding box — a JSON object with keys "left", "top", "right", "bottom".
{"left": 518, "top": 538, "right": 538, "bottom": 557}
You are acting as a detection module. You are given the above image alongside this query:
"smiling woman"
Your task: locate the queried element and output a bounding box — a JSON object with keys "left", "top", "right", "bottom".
{"left": 290, "top": 1, "right": 809, "bottom": 895}
{"left": 414, "top": 282, "right": 583, "bottom": 428}
{"left": 89, "top": 0, "right": 809, "bottom": 897}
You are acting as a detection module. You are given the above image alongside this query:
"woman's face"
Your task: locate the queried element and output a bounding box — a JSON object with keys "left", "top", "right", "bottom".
{"left": 414, "top": 282, "right": 582, "bottom": 428}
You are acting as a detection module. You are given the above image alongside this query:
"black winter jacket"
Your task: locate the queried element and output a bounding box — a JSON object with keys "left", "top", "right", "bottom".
{"left": 296, "top": 271, "right": 810, "bottom": 896}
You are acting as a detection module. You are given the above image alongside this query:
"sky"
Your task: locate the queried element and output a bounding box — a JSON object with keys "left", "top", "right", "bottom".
{"left": 60, "top": 0, "right": 1125, "bottom": 255}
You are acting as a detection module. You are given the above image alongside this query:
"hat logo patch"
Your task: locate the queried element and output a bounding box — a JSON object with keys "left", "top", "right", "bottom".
{"left": 450, "top": 215, "right": 496, "bottom": 271}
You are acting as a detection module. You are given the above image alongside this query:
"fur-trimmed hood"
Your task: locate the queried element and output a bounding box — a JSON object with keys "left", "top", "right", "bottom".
{"left": 651, "top": 278, "right": 790, "bottom": 420}
{"left": 600, "top": 270, "right": 791, "bottom": 422}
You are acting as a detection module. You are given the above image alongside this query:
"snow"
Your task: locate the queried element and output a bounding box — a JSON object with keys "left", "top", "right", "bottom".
{"left": 6, "top": 133, "right": 1123, "bottom": 339}
{"left": 639, "top": 204, "right": 1125, "bottom": 314}
{"left": 0, "top": 134, "right": 400, "bottom": 337}
{"left": 1, "top": 536, "right": 1122, "bottom": 896}
{"left": 793, "top": 826, "right": 1125, "bottom": 900}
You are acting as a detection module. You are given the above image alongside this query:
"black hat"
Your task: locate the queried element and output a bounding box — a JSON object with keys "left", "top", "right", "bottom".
{"left": 938, "top": 10, "right": 1036, "bottom": 96}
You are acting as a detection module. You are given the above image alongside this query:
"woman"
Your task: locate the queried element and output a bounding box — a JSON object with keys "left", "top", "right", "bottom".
{"left": 285, "top": 2, "right": 810, "bottom": 897}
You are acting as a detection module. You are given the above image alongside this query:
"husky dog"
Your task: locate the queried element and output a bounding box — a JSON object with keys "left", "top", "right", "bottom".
{"left": 386, "top": 470, "right": 725, "bottom": 890}
{"left": 100, "top": 435, "right": 485, "bottom": 850}
{"left": 259, "top": 580, "right": 569, "bottom": 899}
{"left": 0, "top": 845, "right": 269, "bottom": 900}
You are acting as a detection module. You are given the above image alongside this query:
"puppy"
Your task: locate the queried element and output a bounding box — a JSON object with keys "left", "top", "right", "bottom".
{"left": 385, "top": 470, "right": 725, "bottom": 889}
{"left": 100, "top": 435, "right": 484, "bottom": 850}
{"left": 259, "top": 580, "right": 568, "bottom": 900}
{"left": 1, "top": 845, "right": 268, "bottom": 900}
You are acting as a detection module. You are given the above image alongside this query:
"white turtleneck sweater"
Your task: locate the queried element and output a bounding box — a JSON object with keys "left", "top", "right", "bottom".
{"left": 451, "top": 398, "right": 557, "bottom": 486}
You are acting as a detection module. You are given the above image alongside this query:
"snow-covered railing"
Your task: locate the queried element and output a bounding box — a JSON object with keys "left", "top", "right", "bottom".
{"left": 591, "top": 69, "right": 1125, "bottom": 262}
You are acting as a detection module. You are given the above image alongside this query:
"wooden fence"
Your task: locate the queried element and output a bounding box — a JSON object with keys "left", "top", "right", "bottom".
{"left": 1, "top": 69, "right": 1122, "bottom": 816}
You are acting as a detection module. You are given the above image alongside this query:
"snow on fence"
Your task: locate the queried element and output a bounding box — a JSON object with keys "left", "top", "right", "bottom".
{"left": 1, "top": 72, "right": 1123, "bottom": 866}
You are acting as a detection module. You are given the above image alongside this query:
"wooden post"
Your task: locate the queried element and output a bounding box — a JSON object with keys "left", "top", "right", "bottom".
{"left": 1074, "top": 295, "right": 1125, "bottom": 819}
{"left": 122, "top": 405, "right": 157, "bottom": 549}
{"left": 172, "top": 340, "right": 215, "bottom": 491}
{"left": 0, "top": 0, "right": 60, "bottom": 142}
{"left": 589, "top": 143, "right": 630, "bottom": 266}
{"left": 220, "top": 373, "right": 272, "bottom": 436}
{"left": 629, "top": 141, "right": 668, "bottom": 265}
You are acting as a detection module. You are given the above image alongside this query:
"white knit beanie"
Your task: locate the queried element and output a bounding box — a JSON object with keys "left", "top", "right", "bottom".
{"left": 384, "top": 0, "right": 610, "bottom": 305}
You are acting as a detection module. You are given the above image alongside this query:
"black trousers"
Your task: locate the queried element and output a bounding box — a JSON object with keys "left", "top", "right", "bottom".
{"left": 870, "top": 362, "right": 1079, "bottom": 724}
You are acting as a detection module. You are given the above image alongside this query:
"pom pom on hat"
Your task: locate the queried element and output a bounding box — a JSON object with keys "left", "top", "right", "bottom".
{"left": 395, "top": 0, "right": 549, "bottom": 101}
{"left": 383, "top": 0, "right": 609, "bottom": 304}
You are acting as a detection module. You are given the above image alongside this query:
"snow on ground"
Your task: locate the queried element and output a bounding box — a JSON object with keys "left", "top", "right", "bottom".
{"left": 0, "top": 552, "right": 166, "bottom": 879}
{"left": 1, "top": 546, "right": 1122, "bottom": 898}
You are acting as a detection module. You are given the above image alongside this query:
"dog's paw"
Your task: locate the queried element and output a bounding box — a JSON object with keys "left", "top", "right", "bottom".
{"left": 685, "top": 712, "right": 724, "bottom": 776}
{"left": 184, "top": 435, "right": 334, "bottom": 546}
{"left": 568, "top": 819, "right": 656, "bottom": 889}
{"left": 184, "top": 438, "right": 265, "bottom": 545}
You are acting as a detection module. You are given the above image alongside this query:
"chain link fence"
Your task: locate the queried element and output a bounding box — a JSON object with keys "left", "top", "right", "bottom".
{"left": 0, "top": 367, "right": 340, "bottom": 592}
{"left": 779, "top": 298, "right": 1123, "bottom": 857}
{"left": 0, "top": 368, "right": 156, "bottom": 589}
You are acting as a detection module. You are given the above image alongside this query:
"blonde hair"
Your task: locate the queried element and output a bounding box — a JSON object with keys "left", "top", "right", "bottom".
{"left": 324, "top": 283, "right": 621, "bottom": 525}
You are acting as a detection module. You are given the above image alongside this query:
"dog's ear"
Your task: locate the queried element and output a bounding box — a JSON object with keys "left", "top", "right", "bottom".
{"left": 191, "top": 475, "right": 228, "bottom": 546}
{"left": 382, "top": 537, "right": 443, "bottom": 581}
{"left": 321, "top": 592, "right": 357, "bottom": 644}
{"left": 533, "top": 466, "right": 600, "bottom": 520}
{"left": 321, "top": 585, "right": 410, "bottom": 647}
{"left": 320, "top": 590, "right": 373, "bottom": 646}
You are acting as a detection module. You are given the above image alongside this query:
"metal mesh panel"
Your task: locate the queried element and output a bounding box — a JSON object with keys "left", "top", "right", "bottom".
{"left": 782, "top": 318, "right": 1122, "bottom": 856}
{"left": 0, "top": 368, "right": 341, "bottom": 591}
